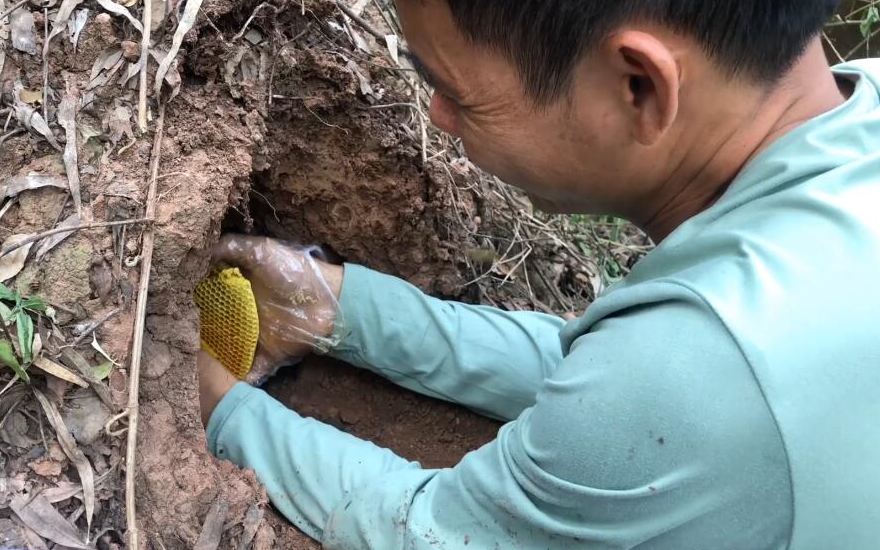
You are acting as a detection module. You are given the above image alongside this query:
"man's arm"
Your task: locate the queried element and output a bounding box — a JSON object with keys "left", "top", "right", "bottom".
{"left": 330, "top": 264, "right": 567, "bottom": 420}
{"left": 204, "top": 295, "right": 792, "bottom": 550}
{"left": 210, "top": 235, "right": 567, "bottom": 420}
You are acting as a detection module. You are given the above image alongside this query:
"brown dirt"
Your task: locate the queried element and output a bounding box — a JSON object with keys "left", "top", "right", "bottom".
{"left": 260, "top": 357, "right": 499, "bottom": 549}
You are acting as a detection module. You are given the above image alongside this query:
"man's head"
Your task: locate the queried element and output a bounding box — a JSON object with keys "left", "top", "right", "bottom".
{"left": 397, "top": 0, "right": 841, "bottom": 229}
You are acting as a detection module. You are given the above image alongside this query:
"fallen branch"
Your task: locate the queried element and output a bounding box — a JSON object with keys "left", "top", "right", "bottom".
{"left": 137, "top": 0, "right": 152, "bottom": 131}
{"left": 335, "top": 0, "right": 383, "bottom": 41}
{"left": 0, "top": 218, "right": 153, "bottom": 258}
{"left": 125, "top": 101, "right": 165, "bottom": 550}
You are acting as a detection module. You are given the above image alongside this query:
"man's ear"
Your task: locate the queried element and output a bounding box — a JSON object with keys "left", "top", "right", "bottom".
{"left": 603, "top": 30, "right": 681, "bottom": 146}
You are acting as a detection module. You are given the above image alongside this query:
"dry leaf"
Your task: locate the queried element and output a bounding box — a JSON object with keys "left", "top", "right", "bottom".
{"left": 10, "top": 493, "right": 89, "bottom": 549}
{"left": 0, "top": 173, "right": 67, "bottom": 201}
{"left": 94, "top": 0, "right": 143, "bottom": 33}
{"left": 44, "top": 0, "right": 86, "bottom": 61}
{"left": 58, "top": 87, "right": 83, "bottom": 218}
{"left": 154, "top": 0, "right": 203, "bottom": 99}
{"left": 32, "top": 389, "right": 95, "bottom": 534}
{"left": 10, "top": 9, "right": 37, "bottom": 55}
{"left": 14, "top": 518, "right": 50, "bottom": 550}
{"left": 384, "top": 34, "right": 399, "bottom": 65}
{"left": 35, "top": 213, "right": 81, "bottom": 260}
{"left": 194, "top": 498, "right": 228, "bottom": 550}
{"left": 0, "top": 234, "right": 36, "bottom": 282}
{"left": 0, "top": 410, "right": 37, "bottom": 448}
{"left": 67, "top": 8, "right": 88, "bottom": 50}
{"left": 91, "top": 334, "right": 117, "bottom": 366}
{"left": 0, "top": 518, "right": 30, "bottom": 549}
{"left": 149, "top": 49, "right": 181, "bottom": 96}
{"left": 236, "top": 504, "right": 264, "bottom": 550}
{"left": 41, "top": 480, "right": 83, "bottom": 504}
{"left": 346, "top": 60, "right": 374, "bottom": 97}
{"left": 13, "top": 101, "right": 63, "bottom": 151}
{"left": 60, "top": 348, "right": 114, "bottom": 409}
{"left": 33, "top": 355, "right": 88, "bottom": 388}
{"left": 343, "top": 18, "right": 371, "bottom": 54}
{"left": 89, "top": 49, "right": 123, "bottom": 82}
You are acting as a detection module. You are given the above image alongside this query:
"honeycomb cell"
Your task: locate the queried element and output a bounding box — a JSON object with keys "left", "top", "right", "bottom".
{"left": 194, "top": 268, "right": 260, "bottom": 380}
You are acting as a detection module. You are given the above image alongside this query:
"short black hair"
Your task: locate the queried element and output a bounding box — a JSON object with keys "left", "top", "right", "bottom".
{"left": 442, "top": 0, "right": 841, "bottom": 103}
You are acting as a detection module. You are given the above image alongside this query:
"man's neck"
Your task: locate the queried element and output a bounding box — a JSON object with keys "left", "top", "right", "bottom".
{"left": 641, "top": 39, "right": 848, "bottom": 243}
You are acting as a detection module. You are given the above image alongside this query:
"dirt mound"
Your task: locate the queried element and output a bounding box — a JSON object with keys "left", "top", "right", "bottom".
{"left": 1, "top": 0, "right": 496, "bottom": 546}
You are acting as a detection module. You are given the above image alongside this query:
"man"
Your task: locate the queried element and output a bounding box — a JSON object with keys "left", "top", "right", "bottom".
{"left": 198, "top": 0, "right": 880, "bottom": 548}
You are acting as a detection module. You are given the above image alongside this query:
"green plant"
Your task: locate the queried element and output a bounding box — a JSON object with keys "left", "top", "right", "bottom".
{"left": 0, "top": 283, "right": 47, "bottom": 383}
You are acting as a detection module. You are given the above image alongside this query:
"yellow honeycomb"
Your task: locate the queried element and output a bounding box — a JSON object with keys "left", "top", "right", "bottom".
{"left": 194, "top": 268, "right": 260, "bottom": 380}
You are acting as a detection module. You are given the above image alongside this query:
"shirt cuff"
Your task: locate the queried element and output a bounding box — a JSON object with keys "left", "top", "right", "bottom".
{"left": 206, "top": 382, "right": 260, "bottom": 459}
{"left": 328, "top": 263, "right": 373, "bottom": 359}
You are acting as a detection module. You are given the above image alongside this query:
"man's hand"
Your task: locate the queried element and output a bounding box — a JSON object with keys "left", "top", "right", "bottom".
{"left": 210, "top": 235, "right": 344, "bottom": 384}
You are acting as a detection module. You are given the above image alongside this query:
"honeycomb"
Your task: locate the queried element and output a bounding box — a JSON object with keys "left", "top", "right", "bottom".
{"left": 194, "top": 268, "right": 260, "bottom": 380}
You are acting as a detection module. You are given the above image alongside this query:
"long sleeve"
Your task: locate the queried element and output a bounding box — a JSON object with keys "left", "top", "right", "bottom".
{"left": 207, "top": 293, "right": 793, "bottom": 550}
{"left": 329, "top": 264, "right": 567, "bottom": 420}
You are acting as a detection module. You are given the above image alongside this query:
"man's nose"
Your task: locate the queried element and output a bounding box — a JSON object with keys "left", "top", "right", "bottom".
{"left": 429, "top": 93, "right": 461, "bottom": 137}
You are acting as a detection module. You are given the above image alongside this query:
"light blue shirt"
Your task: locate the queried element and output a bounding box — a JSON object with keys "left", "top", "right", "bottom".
{"left": 207, "top": 60, "right": 880, "bottom": 550}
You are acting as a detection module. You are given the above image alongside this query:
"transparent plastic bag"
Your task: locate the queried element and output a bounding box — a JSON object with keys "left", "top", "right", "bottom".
{"left": 209, "top": 235, "right": 344, "bottom": 385}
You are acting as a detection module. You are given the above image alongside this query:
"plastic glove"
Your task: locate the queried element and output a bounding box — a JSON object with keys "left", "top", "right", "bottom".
{"left": 210, "top": 234, "right": 344, "bottom": 385}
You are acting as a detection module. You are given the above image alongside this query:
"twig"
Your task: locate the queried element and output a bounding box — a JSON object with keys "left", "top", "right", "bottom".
{"left": 42, "top": 7, "right": 48, "bottom": 124}
{"left": 66, "top": 308, "right": 122, "bottom": 349}
{"left": 0, "top": 218, "right": 153, "bottom": 258}
{"left": 413, "top": 77, "right": 428, "bottom": 166}
{"left": 335, "top": 0, "right": 384, "bottom": 41}
{"left": 232, "top": 2, "right": 276, "bottom": 41}
{"left": 125, "top": 101, "right": 165, "bottom": 550}
{"left": 845, "top": 26, "right": 880, "bottom": 60}
{"left": 0, "top": 0, "right": 28, "bottom": 23}
{"left": 823, "top": 32, "right": 846, "bottom": 64}
{"left": 137, "top": 0, "right": 153, "bottom": 132}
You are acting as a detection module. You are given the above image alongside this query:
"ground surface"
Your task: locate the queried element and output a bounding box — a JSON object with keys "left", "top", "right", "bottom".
{"left": 0, "top": 0, "right": 875, "bottom": 547}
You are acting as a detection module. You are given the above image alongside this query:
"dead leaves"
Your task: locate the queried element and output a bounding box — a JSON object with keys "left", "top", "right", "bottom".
{"left": 13, "top": 97, "right": 62, "bottom": 151}
{"left": 33, "top": 388, "right": 96, "bottom": 534}
{"left": 194, "top": 499, "right": 229, "bottom": 550}
{"left": 155, "top": 0, "right": 203, "bottom": 99}
{"left": 94, "top": 0, "right": 143, "bottom": 33}
{"left": 0, "top": 173, "right": 67, "bottom": 201}
{"left": 0, "top": 233, "right": 36, "bottom": 281}
{"left": 35, "top": 213, "right": 81, "bottom": 260}
{"left": 10, "top": 492, "right": 90, "bottom": 549}
{"left": 9, "top": 8, "right": 36, "bottom": 55}
{"left": 58, "top": 85, "right": 83, "bottom": 218}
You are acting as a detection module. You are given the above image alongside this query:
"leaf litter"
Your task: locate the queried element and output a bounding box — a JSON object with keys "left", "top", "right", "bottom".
{"left": 33, "top": 388, "right": 96, "bottom": 535}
